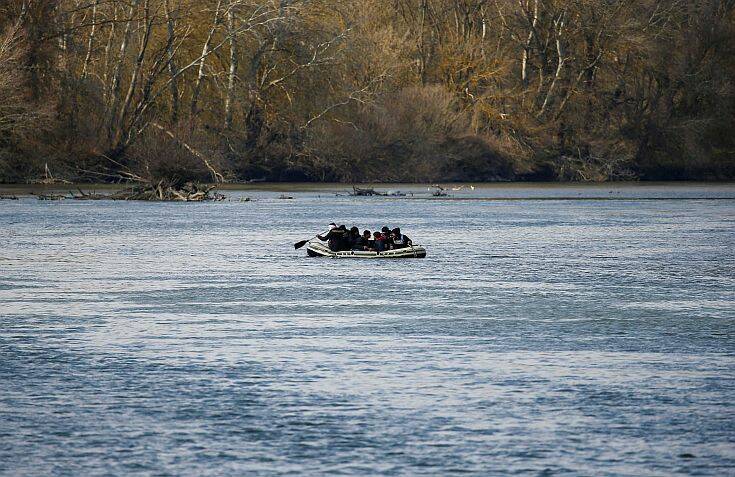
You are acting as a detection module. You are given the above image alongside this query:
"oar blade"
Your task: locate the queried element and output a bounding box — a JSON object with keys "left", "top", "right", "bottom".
{"left": 294, "top": 239, "right": 309, "bottom": 249}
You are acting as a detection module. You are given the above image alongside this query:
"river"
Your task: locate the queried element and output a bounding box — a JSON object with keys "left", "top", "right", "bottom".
{"left": 1, "top": 183, "right": 734, "bottom": 475}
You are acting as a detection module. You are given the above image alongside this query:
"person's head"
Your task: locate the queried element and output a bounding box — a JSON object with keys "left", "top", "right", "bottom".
{"left": 392, "top": 227, "right": 401, "bottom": 236}
{"left": 381, "top": 226, "right": 390, "bottom": 234}
{"left": 328, "top": 222, "right": 337, "bottom": 229}
{"left": 363, "top": 230, "right": 371, "bottom": 238}
{"left": 350, "top": 226, "right": 359, "bottom": 235}
{"left": 373, "top": 231, "right": 381, "bottom": 238}
{"left": 338, "top": 224, "right": 347, "bottom": 231}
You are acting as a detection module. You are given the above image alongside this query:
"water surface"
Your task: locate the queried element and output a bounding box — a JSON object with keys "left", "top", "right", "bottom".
{"left": 1, "top": 183, "right": 734, "bottom": 475}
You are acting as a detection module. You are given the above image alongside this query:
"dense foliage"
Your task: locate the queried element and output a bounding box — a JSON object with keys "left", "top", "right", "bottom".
{"left": 1, "top": 0, "right": 734, "bottom": 183}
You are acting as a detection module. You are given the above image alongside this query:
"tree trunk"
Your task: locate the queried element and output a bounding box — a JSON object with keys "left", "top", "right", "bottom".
{"left": 114, "top": 0, "right": 153, "bottom": 148}
{"left": 108, "top": 1, "right": 137, "bottom": 143}
{"left": 521, "top": 0, "right": 538, "bottom": 88}
{"left": 164, "top": 0, "right": 180, "bottom": 123}
{"left": 225, "top": 6, "right": 238, "bottom": 129}
{"left": 80, "top": 0, "right": 99, "bottom": 81}
{"left": 537, "top": 12, "right": 565, "bottom": 118}
{"left": 190, "top": 0, "right": 223, "bottom": 118}
{"left": 102, "top": 4, "right": 118, "bottom": 92}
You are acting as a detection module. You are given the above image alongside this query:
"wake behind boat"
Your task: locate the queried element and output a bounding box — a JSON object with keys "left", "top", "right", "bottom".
{"left": 306, "top": 241, "right": 426, "bottom": 258}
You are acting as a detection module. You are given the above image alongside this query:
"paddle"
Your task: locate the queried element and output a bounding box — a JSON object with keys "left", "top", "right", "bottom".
{"left": 294, "top": 229, "right": 330, "bottom": 249}
{"left": 294, "top": 237, "right": 316, "bottom": 249}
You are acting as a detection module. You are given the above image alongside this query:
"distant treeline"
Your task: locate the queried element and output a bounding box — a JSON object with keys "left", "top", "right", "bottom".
{"left": 1, "top": 0, "right": 734, "bottom": 184}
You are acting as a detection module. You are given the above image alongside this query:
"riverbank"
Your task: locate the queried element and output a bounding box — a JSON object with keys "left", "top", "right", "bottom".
{"left": 3, "top": 182, "right": 734, "bottom": 201}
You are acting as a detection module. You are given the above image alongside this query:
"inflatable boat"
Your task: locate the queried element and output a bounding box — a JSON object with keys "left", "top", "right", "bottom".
{"left": 306, "top": 241, "right": 427, "bottom": 259}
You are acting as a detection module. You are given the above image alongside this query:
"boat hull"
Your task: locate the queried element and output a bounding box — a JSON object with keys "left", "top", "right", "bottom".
{"left": 306, "top": 242, "right": 426, "bottom": 259}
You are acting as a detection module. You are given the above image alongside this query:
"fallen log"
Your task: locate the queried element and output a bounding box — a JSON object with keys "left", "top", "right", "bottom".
{"left": 71, "top": 188, "right": 108, "bottom": 200}
{"left": 107, "top": 181, "right": 225, "bottom": 201}
{"left": 32, "top": 181, "right": 225, "bottom": 202}
{"left": 31, "top": 192, "right": 66, "bottom": 200}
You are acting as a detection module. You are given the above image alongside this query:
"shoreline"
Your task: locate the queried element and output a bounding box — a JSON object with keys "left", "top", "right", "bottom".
{"left": 2, "top": 181, "right": 734, "bottom": 203}
{"left": 2, "top": 180, "right": 735, "bottom": 196}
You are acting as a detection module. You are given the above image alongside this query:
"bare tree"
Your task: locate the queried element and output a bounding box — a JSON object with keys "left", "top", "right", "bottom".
{"left": 190, "top": 0, "right": 223, "bottom": 118}
{"left": 224, "top": 1, "right": 238, "bottom": 129}
{"left": 164, "top": 0, "right": 181, "bottom": 122}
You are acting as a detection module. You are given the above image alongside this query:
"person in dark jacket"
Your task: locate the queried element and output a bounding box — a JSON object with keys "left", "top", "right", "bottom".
{"left": 351, "top": 229, "right": 372, "bottom": 251}
{"left": 391, "top": 227, "right": 412, "bottom": 249}
{"left": 348, "top": 226, "right": 361, "bottom": 249}
{"left": 338, "top": 225, "right": 353, "bottom": 251}
{"left": 361, "top": 230, "right": 373, "bottom": 250}
{"left": 380, "top": 226, "right": 393, "bottom": 250}
{"left": 317, "top": 225, "right": 349, "bottom": 251}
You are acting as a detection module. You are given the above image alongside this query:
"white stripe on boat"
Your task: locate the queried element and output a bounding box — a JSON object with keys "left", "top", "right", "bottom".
{"left": 306, "top": 242, "right": 426, "bottom": 259}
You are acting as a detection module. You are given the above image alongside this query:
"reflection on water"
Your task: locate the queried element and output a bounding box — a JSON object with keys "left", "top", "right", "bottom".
{"left": 1, "top": 184, "right": 734, "bottom": 475}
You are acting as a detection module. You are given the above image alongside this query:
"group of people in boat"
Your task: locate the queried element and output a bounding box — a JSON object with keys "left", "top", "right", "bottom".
{"left": 316, "top": 223, "right": 413, "bottom": 252}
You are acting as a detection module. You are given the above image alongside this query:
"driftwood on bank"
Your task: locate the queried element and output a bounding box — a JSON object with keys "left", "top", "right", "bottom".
{"left": 336, "top": 186, "right": 410, "bottom": 197}
{"left": 31, "top": 192, "right": 67, "bottom": 200}
{"left": 430, "top": 185, "right": 448, "bottom": 197}
{"left": 29, "top": 164, "right": 72, "bottom": 185}
{"left": 350, "top": 186, "right": 385, "bottom": 196}
{"left": 31, "top": 182, "right": 225, "bottom": 201}
{"left": 102, "top": 181, "right": 225, "bottom": 201}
